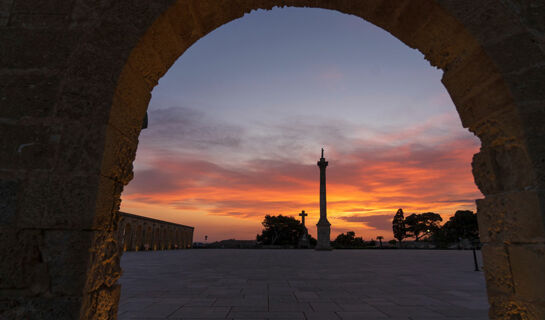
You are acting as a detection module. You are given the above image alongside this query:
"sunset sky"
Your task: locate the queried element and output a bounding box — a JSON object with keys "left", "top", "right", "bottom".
{"left": 120, "top": 7, "right": 482, "bottom": 242}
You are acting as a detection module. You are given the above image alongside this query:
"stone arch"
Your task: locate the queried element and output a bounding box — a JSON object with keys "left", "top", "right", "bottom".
{"left": 135, "top": 224, "right": 143, "bottom": 251}
{"left": 169, "top": 229, "right": 175, "bottom": 249}
{"left": 123, "top": 223, "right": 132, "bottom": 252}
{"left": 154, "top": 226, "right": 160, "bottom": 250}
{"left": 176, "top": 229, "right": 181, "bottom": 249}
{"left": 141, "top": 224, "right": 147, "bottom": 250}
{"left": 145, "top": 225, "right": 153, "bottom": 250}
{"left": 162, "top": 228, "right": 167, "bottom": 250}
{"left": 2, "top": 1, "right": 545, "bottom": 319}
{"left": 182, "top": 231, "right": 188, "bottom": 249}
{"left": 186, "top": 231, "right": 190, "bottom": 249}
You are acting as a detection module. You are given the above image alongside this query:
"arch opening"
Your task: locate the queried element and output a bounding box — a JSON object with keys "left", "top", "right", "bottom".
{"left": 2, "top": 1, "right": 544, "bottom": 320}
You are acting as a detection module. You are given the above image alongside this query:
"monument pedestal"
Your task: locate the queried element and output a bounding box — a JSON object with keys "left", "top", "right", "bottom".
{"left": 315, "top": 221, "right": 331, "bottom": 250}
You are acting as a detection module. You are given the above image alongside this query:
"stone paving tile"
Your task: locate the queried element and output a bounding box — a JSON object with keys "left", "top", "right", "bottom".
{"left": 121, "top": 302, "right": 183, "bottom": 319}
{"left": 374, "top": 305, "right": 448, "bottom": 318}
{"left": 230, "top": 306, "right": 269, "bottom": 312}
{"left": 304, "top": 311, "right": 341, "bottom": 320}
{"left": 427, "top": 305, "right": 489, "bottom": 318}
{"left": 184, "top": 298, "right": 217, "bottom": 307}
{"left": 168, "top": 306, "right": 230, "bottom": 318}
{"left": 269, "top": 301, "right": 312, "bottom": 312}
{"left": 269, "top": 294, "right": 297, "bottom": 303}
{"left": 213, "top": 297, "right": 267, "bottom": 307}
{"left": 119, "top": 250, "right": 489, "bottom": 319}
{"left": 309, "top": 301, "right": 341, "bottom": 311}
{"left": 294, "top": 291, "right": 322, "bottom": 301}
{"left": 118, "top": 300, "right": 156, "bottom": 314}
{"left": 227, "top": 311, "right": 305, "bottom": 319}
{"left": 336, "top": 303, "right": 381, "bottom": 312}
{"left": 336, "top": 311, "right": 390, "bottom": 319}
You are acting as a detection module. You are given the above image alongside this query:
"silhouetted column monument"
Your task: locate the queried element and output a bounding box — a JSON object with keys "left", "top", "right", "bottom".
{"left": 316, "top": 148, "right": 332, "bottom": 250}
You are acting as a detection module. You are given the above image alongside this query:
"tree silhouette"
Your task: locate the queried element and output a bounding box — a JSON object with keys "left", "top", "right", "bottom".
{"left": 376, "top": 236, "right": 384, "bottom": 248}
{"left": 432, "top": 210, "right": 479, "bottom": 246}
{"left": 404, "top": 212, "right": 443, "bottom": 241}
{"left": 333, "top": 231, "right": 365, "bottom": 248}
{"left": 392, "top": 209, "right": 406, "bottom": 246}
{"left": 257, "top": 214, "right": 315, "bottom": 246}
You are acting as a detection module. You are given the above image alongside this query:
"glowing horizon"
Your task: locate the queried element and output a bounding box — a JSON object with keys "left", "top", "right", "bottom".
{"left": 120, "top": 7, "right": 482, "bottom": 242}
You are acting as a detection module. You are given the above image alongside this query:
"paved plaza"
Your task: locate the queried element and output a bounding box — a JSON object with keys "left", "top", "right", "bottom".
{"left": 118, "top": 249, "right": 489, "bottom": 320}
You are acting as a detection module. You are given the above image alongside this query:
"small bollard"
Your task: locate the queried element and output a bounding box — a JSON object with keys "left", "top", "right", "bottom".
{"left": 472, "top": 247, "right": 479, "bottom": 271}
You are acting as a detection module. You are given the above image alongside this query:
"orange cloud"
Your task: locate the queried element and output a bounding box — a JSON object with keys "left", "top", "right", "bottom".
{"left": 122, "top": 127, "right": 481, "bottom": 241}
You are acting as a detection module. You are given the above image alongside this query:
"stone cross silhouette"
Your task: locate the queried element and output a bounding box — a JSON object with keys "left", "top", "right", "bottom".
{"left": 299, "top": 210, "right": 308, "bottom": 227}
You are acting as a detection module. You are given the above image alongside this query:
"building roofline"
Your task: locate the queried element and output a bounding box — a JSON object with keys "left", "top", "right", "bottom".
{"left": 119, "top": 212, "right": 194, "bottom": 230}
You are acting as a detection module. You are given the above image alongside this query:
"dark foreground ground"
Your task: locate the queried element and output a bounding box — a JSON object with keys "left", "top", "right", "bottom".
{"left": 118, "top": 249, "right": 488, "bottom": 320}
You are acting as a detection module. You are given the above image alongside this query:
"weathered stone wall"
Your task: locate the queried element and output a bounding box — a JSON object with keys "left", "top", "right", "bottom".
{"left": 1, "top": 1, "right": 544, "bottom": 319}
{"left": 118, "top": 212, "right": 193, "bottom": 251}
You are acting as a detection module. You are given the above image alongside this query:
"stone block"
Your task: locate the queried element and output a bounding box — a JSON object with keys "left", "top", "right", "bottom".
{"left": 439, "top": 0, "right": 525, "bottom": 45}
{"left": 146, "top": 12, "right": 185, "bottom": 72}
{"left": 95, "top": 176, "right": 124, "bottom": 231}
{"left": 520, "top": 113, "right": 545, "bottom": 189}
{"left": 387, "top": 1, "right": 437, "bottom": 44}
{"left": 483, "top": 32, "right": 545, "bottom": 75}
{"left": 9, "top": 13, "right": 70, "bottom": 28}
{"left": 84, "top": 230, "right": 122, "bottom": 292}
{"left": 16, "top": 173, "right": 118, "bottom": 230}
{"left": 0, "top": 180, "right": 17, "bottom": 226}
{"left": 100, "top": 125, "right": 138, "bottom": 185}
{"left": 0, "top": 122, "right": 60, "bottom": 171}
{"left": 81, "top": 284, "right": 121, "bottom": 320}
{"left": 472, "top": 143, "right": 535, "bottom": 195}
{"left": 505, "top": 65, "right": 545, "bottom": 103}
{"left": 397, "top": 1, "right": 476, "bottom": 69}
{"left": 357, "top": 0, "right": 409, "bottom": 32}
{"left": 57, "top": 44, "right": 125, "bottom": 122}
{"left": 0, "top": 0, "right": 13, "bottom": 27}
{"left": 164, "top": 1, "right": 208, "bottom": 43}
{"left": 442, "top": 49, "right": 511, "bottom": 129}
{"left": 488, "top": 297, "right": 545, "bottom": 320}
{"left": 109, "top": 64, "right": 150, "bottom": 141}
{"left": 55, "top": 89, "right": 112, "bottom": 126}
{"left": 52, "top": 121, "right": 107, "bottom": 175}
{"left": 518, "top": 102, "right": 545, "bottom": 137}
{"left": 472, "top": 151, "right": 498, "bottom": 196}
{"left": 0, "top": 228, "right": 47, "bottom": 292}
{"left": 469, "top": 109, "right": 525, "bottom": 149}
{"left": 80, "top": 231, "right": 122, "bottom": 319}
{"left": 476, "top": 190, "right": 545, "bottom": 243}
{"left": 127, "top": 37, "right": 165, "bottom": 88}
{"left": 502, "top": 1, "right": 545, "bottom": 33}
{"left": 0, "top": 28, "right": 79, "bottom": 69}
{"left": 0, "top": 70, "right": 61, "bottom": 120}
{"left": 508, "top": 244, "right": 545, "bottom": 301}
{"left": 481, "top": 244, "right": 514, "bottom": 296}
{"left": 0, "top": 296, "right": 81, "bottom": 320}
{"left": 12, "top": 0, "right": 73, "bottom": 14}
{"left": 41, "top": 230, "right": 94, "bottom": 295}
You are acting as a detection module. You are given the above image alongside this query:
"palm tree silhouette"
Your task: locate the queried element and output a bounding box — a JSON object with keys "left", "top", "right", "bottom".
{"left": 376, "top": 236, "right": 384, "bottom": 248}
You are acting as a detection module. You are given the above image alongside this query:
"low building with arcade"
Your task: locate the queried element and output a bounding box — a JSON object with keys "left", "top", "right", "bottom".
{"left": 118, "top": 212, "right": 194, "bottom": 251}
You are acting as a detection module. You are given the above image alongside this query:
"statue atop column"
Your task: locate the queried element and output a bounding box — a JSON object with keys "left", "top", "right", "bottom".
{"left": 316, "top": 148, "right": 332, "bottom": 250}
